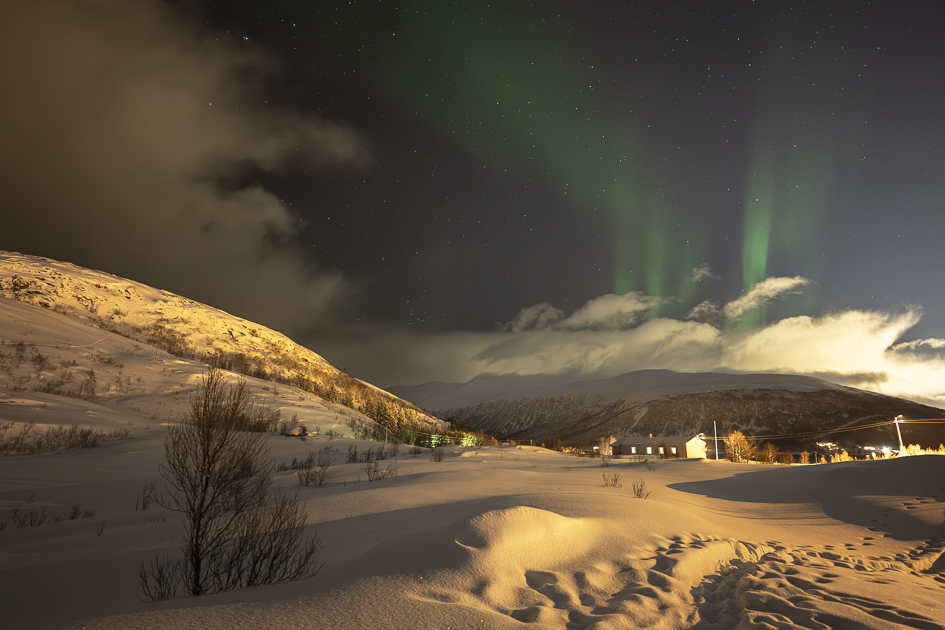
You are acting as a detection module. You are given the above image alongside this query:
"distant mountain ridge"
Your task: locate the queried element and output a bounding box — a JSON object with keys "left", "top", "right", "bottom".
{"left": 393, "top": 370, "right": 945, "bottom": 449}
{"left": 392, "top": 369, "right": 850, "bottom": 409}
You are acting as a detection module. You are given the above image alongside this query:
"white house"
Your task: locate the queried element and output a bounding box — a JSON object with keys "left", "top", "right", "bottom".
{"left": 611, "top": 434, "right": 706, "bottom": 459}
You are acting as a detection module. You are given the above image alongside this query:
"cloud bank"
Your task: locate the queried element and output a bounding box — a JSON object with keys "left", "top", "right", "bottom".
{"left": 0, "top": 0, "right": 367, "bottom": 337}
{"left": 320, "top": 279, "right": 945, "bottom": 406}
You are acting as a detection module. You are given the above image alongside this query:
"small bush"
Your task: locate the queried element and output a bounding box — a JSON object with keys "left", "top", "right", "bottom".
{"left": 298, "top": 452, "right": 331, "bottom": 487}
{"left": 430, "top": 447, "right": 445, "bottom": 463}
{"left": 602, "top": 473, "right": 622, "bottom": 488}
{"left": 136, "top": 482, "right": 157, "bottom": 511}
{"left": 409, "top": 446, "right": 424, "bottom": 458}
{"left": 364, "top": 461, "right": 398, "bottom": 482}
{"left": 631, "top": 479, "right": 651, "bottom": 499}
{"left": 31, "top": 352, "right": 50, "bottom": 373}
{"left": 278, "top": 415, "right": 300, "bottom": 436}
{"left": 53, "top": 504, "right": 96, "bottom": 522}
{"left": 600, "top": 455, "right": 613, "bottom": 467}
{"left": 644, "top": 459, "right": 657, "bottom": 472}
{"left": 358, "top": 446, "right": 383, "bottom": 464}
{"left": 0, "top": 422, "right": 130, "bottom": 456}
{"left": 12, "top": 507, "right": 46, "bottom": 528}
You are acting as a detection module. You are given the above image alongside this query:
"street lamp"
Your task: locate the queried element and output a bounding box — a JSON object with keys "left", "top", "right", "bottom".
{"left": 895, "top": 415, "right": 904, "bottom": 455}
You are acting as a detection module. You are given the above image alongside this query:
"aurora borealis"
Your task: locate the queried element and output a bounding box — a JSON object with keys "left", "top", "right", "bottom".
{"left": 3, "top": 0, "right": 945, "bottom": 402}
{"left": 205, "top": 0, "right": 937, "bottom": 326}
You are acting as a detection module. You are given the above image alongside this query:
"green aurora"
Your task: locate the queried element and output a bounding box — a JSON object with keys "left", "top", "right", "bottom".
{"left": 297, "top": 0, "right": 867, "bottom": 324}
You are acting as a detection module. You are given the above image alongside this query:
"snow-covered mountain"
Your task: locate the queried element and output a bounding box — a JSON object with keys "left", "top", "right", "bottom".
{"left": 394, "top": 370, "right": 945, "bottom": 449}
{"left": 0, "top": 251, "right": 439, "bottom": 433}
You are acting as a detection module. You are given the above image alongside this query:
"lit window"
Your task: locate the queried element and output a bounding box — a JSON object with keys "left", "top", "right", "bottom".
{"left": 631, "top": 446, "right": 636, "bottom": 454}
{"left": 646, "top": 446, "right": 652, "bottom": 455}
{"left": 671, "top": 447, "right": 677, "bottom": 455}
{"left": 659, "top": 446, "right": 664, "bottom": 454}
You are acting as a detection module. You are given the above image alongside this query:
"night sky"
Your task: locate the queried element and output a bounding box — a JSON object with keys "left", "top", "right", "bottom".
{"left": 3, "top": 1, "right": 945, "bottom": 402}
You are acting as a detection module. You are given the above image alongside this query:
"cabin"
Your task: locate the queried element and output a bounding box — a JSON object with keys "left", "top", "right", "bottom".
{"left": 611, "top": 434, "right": 707, "bottom": 459}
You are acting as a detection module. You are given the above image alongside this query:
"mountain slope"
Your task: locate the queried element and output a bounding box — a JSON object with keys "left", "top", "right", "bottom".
{"left": 422, "top": 370, "right": 945, "bottom": 449}
{"left": 394, "top": 369, "right": 850, "bottom": 409}
{"left": 0, "top": 251, "right": 440, "bottom": 433}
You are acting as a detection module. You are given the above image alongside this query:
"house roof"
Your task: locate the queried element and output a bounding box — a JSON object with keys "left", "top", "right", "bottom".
{"left": 612, "top": 435, "right": 705, "bottom": 446}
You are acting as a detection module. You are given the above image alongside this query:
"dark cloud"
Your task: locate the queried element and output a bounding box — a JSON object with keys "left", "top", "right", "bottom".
{"left": 496, "top": 303, "right": 564, "bottom": 333}
{"left": 689, "top": 264, "right": 717, "bottom": 282}
{"left": 0, "top": 0, "right": 367, "bottom": 337}
{"left": 684, "top": 300, "right": 722, "bottom": 325}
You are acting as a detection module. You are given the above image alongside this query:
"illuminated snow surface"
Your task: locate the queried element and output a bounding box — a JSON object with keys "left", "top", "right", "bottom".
{"left": 0, "top": 255, "right": 943, "bottom": 629}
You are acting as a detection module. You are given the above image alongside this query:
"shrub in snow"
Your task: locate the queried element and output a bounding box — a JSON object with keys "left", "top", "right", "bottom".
{"left": 297, "top": 452, "right": 331, "bottom": 487}
{"left": 139, "top": 369, "right": 323, "bottom": 601}
{"left": 364, "top": 461, "right": 397, "bottom": 482}
{"left": 631, "top": 479, "right": 651, "bottom": 499}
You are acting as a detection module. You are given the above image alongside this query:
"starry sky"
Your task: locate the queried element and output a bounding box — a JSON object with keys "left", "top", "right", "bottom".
{"left": 3, "top": 1, "right": 945, "bottom": 403}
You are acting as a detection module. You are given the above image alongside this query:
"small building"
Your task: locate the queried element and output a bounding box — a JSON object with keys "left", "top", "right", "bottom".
{"left": 611, "top": 434, "right": 707, "bottom": 459}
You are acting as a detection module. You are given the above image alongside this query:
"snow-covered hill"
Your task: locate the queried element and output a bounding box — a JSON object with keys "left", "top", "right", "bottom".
{"left": 0, "top": 251, "right": 440, "bottom": 434}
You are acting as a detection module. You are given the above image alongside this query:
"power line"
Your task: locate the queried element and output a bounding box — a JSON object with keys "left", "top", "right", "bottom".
{"left": 748, "top": 419, "right": 897, "bottom": 441}
{"left": 745, "top": 417, "right": 945, "bottom": 441}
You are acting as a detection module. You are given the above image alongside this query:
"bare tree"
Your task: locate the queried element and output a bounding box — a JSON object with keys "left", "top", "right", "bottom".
{"left": 759, "top": 441, "right": 779, "bottom": 464}
{"left": 598, "top": 435, "right": 615, "bottom": 456}
{"left": 140, "top": 368, "right": 322, "bottom": 600}
{"left": 723, "top": 430, "right": 757, "bottom": 463}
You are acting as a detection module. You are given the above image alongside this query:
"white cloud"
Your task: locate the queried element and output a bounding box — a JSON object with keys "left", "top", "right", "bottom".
{"left": 722, "top": 310, "right": 920, "bottom": 375}
{"left": 498, "top": 292, "right": 665, "bottom": 333}
{"left": 324, "top": 290, "right": 945, "bottom": 406}
{"left": 556, "top": 292, "right": 661, "bottom": 330}
{"left": 723, "top": 276, "right": 809, "bottom": 320}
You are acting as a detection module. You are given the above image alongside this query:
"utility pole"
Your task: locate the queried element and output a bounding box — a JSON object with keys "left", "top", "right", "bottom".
{"left": 714, "top": 421, "right": 718, "bottom": 460}
{"left": 895, "top": 415, "right": 904, "bottom": 455}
